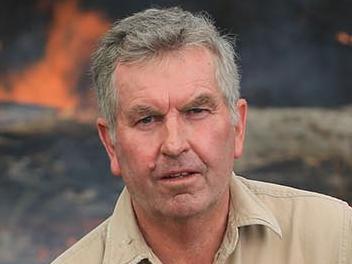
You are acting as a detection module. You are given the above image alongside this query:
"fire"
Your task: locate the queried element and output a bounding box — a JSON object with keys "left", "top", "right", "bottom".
{"left": 0, "top": 0, "right": 109, "bottom": 111}
{"left": 336, "top": 31, "right": 352, "bottom": 46}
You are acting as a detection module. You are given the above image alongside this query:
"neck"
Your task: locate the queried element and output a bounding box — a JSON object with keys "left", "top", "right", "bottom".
{"left": 133, "top": 191, "right": 230, "bottom": 264}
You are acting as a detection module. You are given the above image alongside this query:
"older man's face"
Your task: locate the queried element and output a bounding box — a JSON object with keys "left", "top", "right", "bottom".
{"left": 98, "top": 46, "right": 247, "bottom": 219}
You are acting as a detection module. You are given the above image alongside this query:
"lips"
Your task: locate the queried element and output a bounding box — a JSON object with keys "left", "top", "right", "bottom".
{"left": 157, "top": 168, "right": 201, "bottom": 181}
{"left": 162, "top": 171, "right": 194, "bottom": 179}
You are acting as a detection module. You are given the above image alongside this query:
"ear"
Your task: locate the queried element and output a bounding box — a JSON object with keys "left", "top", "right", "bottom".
{"left": 234, "top": 99, "right": 247, "bottom": 159}
{"left": 96, "top": 117, "right": 121, "bottom": 176}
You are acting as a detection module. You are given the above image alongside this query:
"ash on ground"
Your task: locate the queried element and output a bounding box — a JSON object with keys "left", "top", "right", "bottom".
{"left": 0, "top": 104, "right": 351, "bottom": 264}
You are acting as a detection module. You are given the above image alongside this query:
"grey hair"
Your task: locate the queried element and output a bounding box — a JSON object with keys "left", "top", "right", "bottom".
{"left": 91, "top": 7, "right": 240, "bottom": 139}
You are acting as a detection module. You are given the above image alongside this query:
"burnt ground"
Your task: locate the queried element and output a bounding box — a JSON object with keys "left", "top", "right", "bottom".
{"left": 0, "top": 107, "right": 351, "bottom": 264}
{"left": 0, "top": 121, "right": 123, "bottom": 264}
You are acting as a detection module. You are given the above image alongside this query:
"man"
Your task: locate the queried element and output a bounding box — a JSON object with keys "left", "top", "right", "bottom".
{"left": 52, "top": 7, "right": 351, "bottom": 264}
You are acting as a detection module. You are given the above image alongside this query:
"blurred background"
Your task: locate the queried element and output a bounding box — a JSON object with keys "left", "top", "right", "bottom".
{"left": 0, "top": 0, "right": 351, "bottom": 263}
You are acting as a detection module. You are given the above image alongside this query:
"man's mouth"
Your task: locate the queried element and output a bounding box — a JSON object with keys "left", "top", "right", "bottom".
{"left": 162, "top": 172, "right": 194, "bottom": 179}
{"left": 156, "top": 169, "right": 203, "bottom": 187}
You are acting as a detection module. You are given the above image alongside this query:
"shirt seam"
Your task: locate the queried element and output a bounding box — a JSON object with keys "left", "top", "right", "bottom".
{"left": 340, "top": 204, "right": 350, "bottom": 264}
{"left": 239, "top": 177, "right": 347, "bottom": 204}
{"left": 251, "top": 190, "right": 347, "bottom": 205}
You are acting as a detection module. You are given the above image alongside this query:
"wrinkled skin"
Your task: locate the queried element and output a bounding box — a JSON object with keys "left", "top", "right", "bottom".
{"left": 97, "top": 46, "right": 247, "bottom": 221}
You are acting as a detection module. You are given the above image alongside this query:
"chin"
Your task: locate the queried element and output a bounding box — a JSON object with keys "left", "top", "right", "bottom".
{"left": 158, "top": 194, "right": 212, "bottom": 219}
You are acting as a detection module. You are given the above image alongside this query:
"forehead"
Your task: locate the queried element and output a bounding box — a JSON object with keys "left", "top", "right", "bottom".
{"left": 114, "top": 46, "right": 221, "bottom": 110}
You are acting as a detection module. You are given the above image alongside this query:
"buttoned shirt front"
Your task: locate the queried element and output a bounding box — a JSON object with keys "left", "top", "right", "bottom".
{"left": 52, "top": 174, "right": 352, "bottom": 264}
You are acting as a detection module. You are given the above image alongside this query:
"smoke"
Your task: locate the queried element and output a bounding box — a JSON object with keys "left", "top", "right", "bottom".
{"left": 203, "top": 0, "right": 352, "bottom": 106}
{"left": 0, "top": 0, "right": 351, "bottom": 107}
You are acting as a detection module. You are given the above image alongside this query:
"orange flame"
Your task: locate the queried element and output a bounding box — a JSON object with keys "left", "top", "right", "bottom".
{"left": 0, "top": 0, "right": 109, "bottom": 111}
{"left": 336, "top": 31, "right": 352, "bottom": 46}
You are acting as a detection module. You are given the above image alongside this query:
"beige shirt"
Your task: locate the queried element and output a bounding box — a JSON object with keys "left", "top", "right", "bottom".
{"left": 52, "top": 175, "right": 352, "bottom": 264}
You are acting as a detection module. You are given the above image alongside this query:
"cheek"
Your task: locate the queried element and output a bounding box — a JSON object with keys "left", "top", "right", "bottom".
{"left": 191, "top": 120, "right": 235, "bottom": 166}
{"left": 116, "top": 129, "right": 161, "bottom": 170}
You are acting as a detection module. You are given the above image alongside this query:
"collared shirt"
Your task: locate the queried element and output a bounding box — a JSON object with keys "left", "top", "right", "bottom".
{"left": 51, "top": 174, "right": 352, "bottom": 264}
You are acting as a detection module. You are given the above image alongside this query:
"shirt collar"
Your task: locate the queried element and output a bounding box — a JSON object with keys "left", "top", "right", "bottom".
{"left": 214, "top": 174, "right": 282, "bottom": 262}
{"left": 230, "top": 173, "right": 282, "bottom": 238}
{"left": 103, "top": 188, "right": 161, "bottom": 264}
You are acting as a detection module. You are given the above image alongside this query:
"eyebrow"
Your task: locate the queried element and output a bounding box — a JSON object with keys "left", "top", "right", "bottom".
{"left": 124, "top": 93, "right": 220, "bottom": 123}
{"left": 181, "top": 93, "right": 219, "bottom": 111}
{"left": 125, "top": 105, "right": 162, "bottom": 123}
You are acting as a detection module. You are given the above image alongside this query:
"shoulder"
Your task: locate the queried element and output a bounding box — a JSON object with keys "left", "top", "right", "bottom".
{"left": 235, "top": 176, "right": 351, "bottom": 235}
{"left": 51, "top": 217, "right": 110, "bottom": 264}
{"left": 237, "top": 175, "right": 348, "bottom": 208}
{"left": 237, "top": 176, "right": 351, "bottom": 222}
{"left": 237, "top": 176, "right": 352, "bottom": 259}
{"left": 237, "top": 177, "right": 352, "bottom": 263}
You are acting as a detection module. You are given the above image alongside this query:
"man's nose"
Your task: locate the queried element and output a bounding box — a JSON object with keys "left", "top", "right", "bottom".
{"left": 160, "top": 116, "right": 189, "bottom": 157}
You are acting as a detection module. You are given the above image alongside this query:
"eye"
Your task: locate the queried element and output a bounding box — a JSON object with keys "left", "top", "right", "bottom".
{"left": 189, "top": 108, "right": 205, "bottom": 114}
{"left": 186, "top": 108, "right": 210, "bottom": 119}
{"left": 141, "top": 116, "right": 154, "bottom": 123}
{"left": 137, "top": 115, "right": 155, "bottom": 125}
{"left": 135, "top": 115, "right": 163, "bottom": 130}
